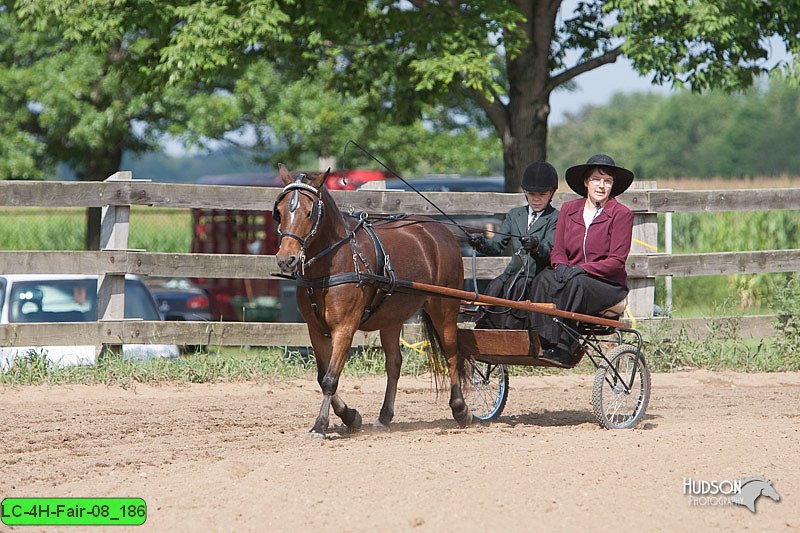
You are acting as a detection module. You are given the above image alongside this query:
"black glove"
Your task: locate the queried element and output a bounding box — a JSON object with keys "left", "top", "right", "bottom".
{"left": 564, "top": 265, "right": 585, "bottom": 281}
{"left": 554, "top": 264, "right": 585, "bottom": 283}
{"left": 467, "top": 233, "right": 487, "bottom": 250}
{"left": 519, "top": 235, "right": 539, "bottom": 253}
{"left": 554, "top": 264, "right": 567, "bottom": 282}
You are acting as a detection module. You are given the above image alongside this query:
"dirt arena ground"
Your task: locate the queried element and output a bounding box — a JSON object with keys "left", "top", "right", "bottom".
{"left": 1, "top": 370, "right": 798, "bottom": 532}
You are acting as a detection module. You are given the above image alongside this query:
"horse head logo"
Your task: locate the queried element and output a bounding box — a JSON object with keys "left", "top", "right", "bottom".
{"left": 730, "top": 476, "right": 781, "bottom": 513}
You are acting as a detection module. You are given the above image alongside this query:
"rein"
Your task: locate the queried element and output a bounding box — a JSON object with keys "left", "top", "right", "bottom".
{"left": 343, "top": 139, "right": 476, "bottom": 239}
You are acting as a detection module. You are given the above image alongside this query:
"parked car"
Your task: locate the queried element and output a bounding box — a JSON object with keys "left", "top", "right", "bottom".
{"left": 381, "top": 175, "right": 506, "bottom": 255}
{"left": 0, "top": 274, "right": 180, "bottom": 369}
{"left": 143, "top": 277, "right": 213, "bottom": 322}
{"left": 382, "top": 175, "right": 505, "bottom": 193}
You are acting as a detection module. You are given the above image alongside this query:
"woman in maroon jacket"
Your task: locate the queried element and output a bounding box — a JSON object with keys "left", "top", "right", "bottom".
{"left": 529, "top": 154, "right": 635, "bottom": 368}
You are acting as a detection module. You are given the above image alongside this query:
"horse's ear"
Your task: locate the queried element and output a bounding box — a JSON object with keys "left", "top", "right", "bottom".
{"left": 278, "top": 163, "right": 293, "bottom": 185}
{"left": 309, "top": 168, "right": 329, "bottom": 189}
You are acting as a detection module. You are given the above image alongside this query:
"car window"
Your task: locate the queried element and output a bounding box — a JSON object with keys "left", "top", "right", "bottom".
{"left": 7, "top": 278, "right": 161, "bottom": 323}
{"left": 9, "top": 279, "right": 97, "bottom": 323}
{"left": 124, "top": 280, "right": 161, "bottom": 320}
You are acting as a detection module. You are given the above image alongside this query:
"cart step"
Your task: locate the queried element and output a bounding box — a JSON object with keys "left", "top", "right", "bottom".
{"left": 457, "top": 328, "right": 582, "bottom": 367}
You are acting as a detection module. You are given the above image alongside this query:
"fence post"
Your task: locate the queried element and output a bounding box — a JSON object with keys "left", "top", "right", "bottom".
{"left": 97, "top": 171, "right": 132, "bottom": 358}
{"left": 627, "top": 181, "right": 658, "bottom": 318}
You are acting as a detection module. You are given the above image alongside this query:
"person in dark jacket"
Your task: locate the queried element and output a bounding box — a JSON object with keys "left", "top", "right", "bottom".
{"left": 529, "top": 154, "right": 635, "bottom": 367}
{"left": 467, "top": 161, "right": 559, "bottom": 329}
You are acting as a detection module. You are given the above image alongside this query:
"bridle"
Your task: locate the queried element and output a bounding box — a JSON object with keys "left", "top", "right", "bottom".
{"left": 272, "top": 176, "right": 325, "bottom": 256}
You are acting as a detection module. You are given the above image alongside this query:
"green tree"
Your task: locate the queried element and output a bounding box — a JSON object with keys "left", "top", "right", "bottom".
{"left": 1, "top": 2, "right": 500, "bottom": 220}
{"left": 221, "top": 61, "right": 501, "bottom": 175}
{"left": 8, "top": 0, "right": 800, "bottom": 196}
{"left": 0, "top": 2, "right": 208, "bottom": 248}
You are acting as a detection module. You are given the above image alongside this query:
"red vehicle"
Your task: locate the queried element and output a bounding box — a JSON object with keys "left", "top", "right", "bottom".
{"left": 191, "top": 170, "right": 389, "bottom": 321}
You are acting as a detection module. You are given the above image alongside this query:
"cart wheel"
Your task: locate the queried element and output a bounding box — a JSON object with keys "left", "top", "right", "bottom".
{"left": 591, "top": 344, "right": 650, "bottom": 429}
{"left": 467, "top": 361, "right": 508, "bottom": 422}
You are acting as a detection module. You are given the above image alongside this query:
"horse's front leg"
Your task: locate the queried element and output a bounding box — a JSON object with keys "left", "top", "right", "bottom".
{"left": 309, "top": 327, "right": 361, "bottom": 438}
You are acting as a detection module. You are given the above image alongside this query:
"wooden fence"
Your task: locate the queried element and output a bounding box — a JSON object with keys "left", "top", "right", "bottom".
{"left": 1, "top": 174, "right": 798, "bottom": 351}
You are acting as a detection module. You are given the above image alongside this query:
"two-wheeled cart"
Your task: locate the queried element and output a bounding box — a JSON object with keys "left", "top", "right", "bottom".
{"left": 396, "top": 280, "right": 651, "bottom": 429}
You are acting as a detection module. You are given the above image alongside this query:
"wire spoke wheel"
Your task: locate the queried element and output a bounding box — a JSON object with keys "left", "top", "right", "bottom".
{"left": 592, "top": 344, "right": 650, "bottom": 429}
{"left": 466, "top": 361, "right": 508, "bottom": 422}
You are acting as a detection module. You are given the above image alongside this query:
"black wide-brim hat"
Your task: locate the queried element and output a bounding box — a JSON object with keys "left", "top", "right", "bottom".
{"left": 564, "top": 154, "right": 634, "bottom": 197}
{"left": 521, "top": 161, "right": 559, "bottom": 192}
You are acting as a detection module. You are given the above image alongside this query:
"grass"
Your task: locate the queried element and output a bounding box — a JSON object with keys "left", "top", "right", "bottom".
{"left": 0, "top": 206, "right": 191, "bottom": 252}
{"left": 4, "top": 317, "right": 798, "bottom": 387}
{"left": 0, "top": 344, "right": 445, "bottom": 386}
{"left": 656, "top": 175, "right": 800, "bottom": 190}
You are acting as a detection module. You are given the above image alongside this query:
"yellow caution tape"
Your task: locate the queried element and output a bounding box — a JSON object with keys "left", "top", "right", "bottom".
{"left": 624, "top": 306, "right": 637, "bottom": 329}
{"left": 632, "top": 238, "right": 657, "bottom": 251}
{"left": 399, "top": 338, "right": 431, "bottom": 355}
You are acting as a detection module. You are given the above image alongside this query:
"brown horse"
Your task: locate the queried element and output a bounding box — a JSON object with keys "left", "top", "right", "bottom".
{"left": 273, "top": 164, "right": 472, "bottom": 438}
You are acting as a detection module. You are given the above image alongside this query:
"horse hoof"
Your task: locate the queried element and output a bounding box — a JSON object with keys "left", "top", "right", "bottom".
{"left": 307, "top": 430, "right": 326, "bottom": 440}
{"left": 347, "top": 412, "right": 363, "bottom": 433}
{"left": 455, "top": 410, "right": 473, "bottom": 429}
{"left": 374, "top": 419, "right": 391, "bottom": 432}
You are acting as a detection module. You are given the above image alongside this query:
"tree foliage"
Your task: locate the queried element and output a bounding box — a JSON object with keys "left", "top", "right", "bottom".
{"left": 4, "top": 0, "right": 800, "bottom": 193}
{"left": 611, "top": 0, "right": 800, "bottom": 90}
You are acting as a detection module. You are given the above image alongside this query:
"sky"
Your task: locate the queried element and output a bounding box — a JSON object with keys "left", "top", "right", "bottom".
{"left": 548, "top": 57, "right": 670, "bottom": 124}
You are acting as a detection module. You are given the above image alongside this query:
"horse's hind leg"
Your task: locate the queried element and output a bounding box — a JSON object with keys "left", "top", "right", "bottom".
{"left": 426, "top": 300, "right": 472, "bottom": 428}
{"left": 309, "top": 328, "right": 362, "bottom": 438}
{"left": 375, "top": 324, "right": 403, "bottom": 429}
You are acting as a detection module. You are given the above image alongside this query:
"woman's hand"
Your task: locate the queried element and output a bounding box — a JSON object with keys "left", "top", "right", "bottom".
{"left": 555, "top": 264, "right": 585, "bottom": 282}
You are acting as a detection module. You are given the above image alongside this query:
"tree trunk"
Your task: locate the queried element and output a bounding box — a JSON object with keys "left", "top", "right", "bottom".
{"left": 501, "top": 97, "right": 550, "bottom": 192}
{"left": 78, "top": 147, "right": 124, "bottom": 250}
{"left": 490, "top": 1, "right": 557, "bottom": 192}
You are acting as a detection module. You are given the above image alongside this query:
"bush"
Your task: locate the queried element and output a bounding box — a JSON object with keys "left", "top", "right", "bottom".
{"left": 768, "top": 273, "right": 800, "bottom": 369}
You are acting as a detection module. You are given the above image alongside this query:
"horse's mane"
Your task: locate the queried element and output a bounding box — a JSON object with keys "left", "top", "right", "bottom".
{"left": 318, "top": 186, "right": 346, "bottom": 223}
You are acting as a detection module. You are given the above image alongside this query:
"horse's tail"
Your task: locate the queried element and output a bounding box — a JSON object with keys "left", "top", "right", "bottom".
{"left": 419, "top": 310, "right": 453, "bottom": 392}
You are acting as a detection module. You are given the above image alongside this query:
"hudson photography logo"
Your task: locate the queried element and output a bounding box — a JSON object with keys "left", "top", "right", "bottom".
{"left": 683, "top": 476, "right": 781, "bottom": 513}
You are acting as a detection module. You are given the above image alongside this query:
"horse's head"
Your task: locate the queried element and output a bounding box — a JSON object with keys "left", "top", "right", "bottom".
{"left": 273, "top": 164, "right": 330, "bottom": 273}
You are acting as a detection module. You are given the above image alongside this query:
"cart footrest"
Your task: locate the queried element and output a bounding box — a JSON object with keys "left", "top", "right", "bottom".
{"left": 458, "top": 328, "right": 586, "bottom": 368}
{"left": 457, "top": 328, "right": 531, "bottom": 354}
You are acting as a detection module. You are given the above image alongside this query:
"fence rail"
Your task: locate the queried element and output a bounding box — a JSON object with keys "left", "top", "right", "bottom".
{"left": 0, "top": 178, "right": 794, "bottom": 350}
{"left": 5, "top": 181, "right": 799, "bottom": 212}
{"left": 3, "top": 249, "right": 800, "bottom": 280}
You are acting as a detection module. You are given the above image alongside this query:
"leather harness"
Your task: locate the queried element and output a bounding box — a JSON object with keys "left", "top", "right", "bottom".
{"left": 274, "top": 180, "right": 400, "bottom": 337}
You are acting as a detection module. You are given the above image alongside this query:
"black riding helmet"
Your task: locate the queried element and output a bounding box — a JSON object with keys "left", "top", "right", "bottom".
{"left": 521, "top": 161, "right": 559, "bottom": 192}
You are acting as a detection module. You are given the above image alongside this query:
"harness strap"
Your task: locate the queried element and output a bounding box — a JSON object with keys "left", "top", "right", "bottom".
{"left": 295, "top": 272, "right": 364, "bottom": 289}
{"left": 306, "top": 286, "right": 331, "bottom": 338}
{"left": 283, "top": 210, "right": 401, "bottom": 333}
{"left": 303, "top": 218, "right": 366, "bottom": 270}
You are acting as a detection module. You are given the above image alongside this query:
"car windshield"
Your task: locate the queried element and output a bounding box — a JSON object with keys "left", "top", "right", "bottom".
{"left": 8, "top": 279, "right": 161, "bottom": 323}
